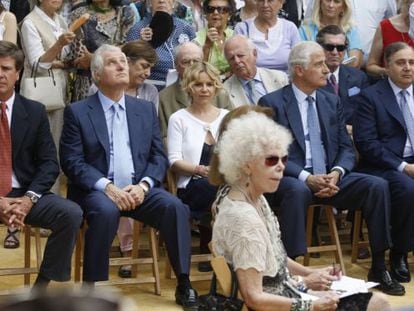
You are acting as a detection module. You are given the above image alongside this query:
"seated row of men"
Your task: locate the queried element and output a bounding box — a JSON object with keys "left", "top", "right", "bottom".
{"left": 0, "top": 22, "right": 414, "bottom": 310}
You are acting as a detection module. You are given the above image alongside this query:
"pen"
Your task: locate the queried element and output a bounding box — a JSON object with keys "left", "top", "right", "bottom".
{"left": 332, "top": 262, "right": 336, "bottom": 276}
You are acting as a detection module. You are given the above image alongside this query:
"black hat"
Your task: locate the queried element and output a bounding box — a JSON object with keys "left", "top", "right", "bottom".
{"left": 149, "top": 11, "right": 174, "bottom": 49}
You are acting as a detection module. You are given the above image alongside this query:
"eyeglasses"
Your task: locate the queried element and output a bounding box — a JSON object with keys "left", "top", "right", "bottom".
{"left": 264, "top": 155, "right": 288, "bottom": 167}
{"left": 205, "top": 5, "right": 230, "bottom": 14}
{"left": 322, "top": 44, "right": 347, "bottom": 52}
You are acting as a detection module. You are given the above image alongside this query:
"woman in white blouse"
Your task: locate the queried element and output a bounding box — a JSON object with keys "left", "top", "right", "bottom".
{"left": 210, "top": 108, "right": 390, "bottom": 311}
{"left": 167, "top": 61, "right": 228, "bottom": 271}
{"left": 20, "top": 0, "right": 75, "bottom": 194}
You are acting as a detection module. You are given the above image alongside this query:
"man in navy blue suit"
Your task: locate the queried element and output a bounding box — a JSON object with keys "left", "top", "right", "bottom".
{"left": 354, "top": 42, "right": 414, "bottom": 286}
{"left": 316, "top": 25, "right": 369, "bottom": 127}
{"left": 60, "top": 45, "right": 198, "bottom": 310}
{"left": 259, "top": 41, "right": 404, "bottom": 295}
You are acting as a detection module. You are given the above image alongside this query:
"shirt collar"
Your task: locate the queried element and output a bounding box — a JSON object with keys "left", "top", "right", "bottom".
{"left": 292, "top": 83, "right": 316, "bottom": 104}
{"left": 98, "top": 91, "right": 126, "bottom": 112}
{"left": 388, "top": 78, "right": 413, "bottom": 98}
{"left": 2, "top": 92, "right": 15, "bottom": 112}
{"left": 331, "top": 67, "right": 340, "bottom": 82}
{"left": 239, "top": 70, "right": 262, "bottom": 87}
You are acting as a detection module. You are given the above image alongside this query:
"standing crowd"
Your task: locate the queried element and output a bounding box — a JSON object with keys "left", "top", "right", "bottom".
{"left": 0, "top": 0, "right": 414, "bottom": 310}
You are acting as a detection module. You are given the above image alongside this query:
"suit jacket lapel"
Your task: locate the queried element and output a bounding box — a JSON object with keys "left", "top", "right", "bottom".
{"left": 125, "top": 96, "right": 143, "bottom": 171}
{"left": 174, "top": 81, "right": 190, "bottom": 108}
{"left": 338, "top": 66, "right": 348, "bottom": 98}
{"left": 382, "top": 80, "right": 405, "bottom": 128}
{"left": 87, "top": 94, "right": 111, "bottom": 165}
{"left": 228, "top": 76, "right": 250, "bottom": 107}
{"left": 10, "top": 94, "right": 29, "bottom": 163}
{"left": 284, "top": 86, "right": 306, "bottom": 153}
{"left": 315, "top": 91, "right": 332, "bottom": 163}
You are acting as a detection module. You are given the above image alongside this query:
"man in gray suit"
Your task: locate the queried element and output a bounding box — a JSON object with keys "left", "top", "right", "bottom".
{"left": 158, "top": 42, "right": 233, "bottom": 139}
{"left": 223, "top": 35, "right": 289, "bottom": 107}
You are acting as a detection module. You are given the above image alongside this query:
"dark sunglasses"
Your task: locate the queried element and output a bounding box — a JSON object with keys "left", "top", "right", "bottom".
{"left": 205, "top": 5, "right": 230, "bottom": 14}
{"left": 322, "top": 43, "right": 348, "bottom": 52}
{"left": 265, "top": 155, "right": 288, "bottom": 167}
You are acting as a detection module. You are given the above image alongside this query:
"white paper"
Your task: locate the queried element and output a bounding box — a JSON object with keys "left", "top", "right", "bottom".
{"left": 330, "top": 276, "right": 379, "bottom": 298}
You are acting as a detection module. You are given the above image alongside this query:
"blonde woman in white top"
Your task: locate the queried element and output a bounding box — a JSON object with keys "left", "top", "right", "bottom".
{"left": 167, "top": 61, "right": 228, "bottom": 270}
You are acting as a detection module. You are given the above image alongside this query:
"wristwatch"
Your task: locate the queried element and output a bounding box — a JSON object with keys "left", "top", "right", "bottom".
{"left": 24, "top": 192, "right": 39, "bottom": 205}
{"left": 138, "top": 182, "right": 150, "bottom": 197}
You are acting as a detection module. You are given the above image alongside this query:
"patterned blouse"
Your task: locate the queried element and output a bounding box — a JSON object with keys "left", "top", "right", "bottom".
{"left": 212, "top": 192, "right": 312, "bottom": 310}
{"left": 126, "top": 15, "right": 195, "bottom": 90}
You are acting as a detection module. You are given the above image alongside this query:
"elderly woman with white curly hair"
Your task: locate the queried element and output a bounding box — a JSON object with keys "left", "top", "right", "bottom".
{"left": 210, "top": 107, "right": 391, "bottom": 311}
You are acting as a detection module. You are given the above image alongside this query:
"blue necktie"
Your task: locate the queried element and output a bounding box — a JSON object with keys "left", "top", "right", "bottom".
{"left": 399, "top": 90, "right": 414, "bottom": 153}
{"left": 112, "top": 103, "right": 133, "bottom": 188}
{"left": 247, "top": 79, "right": 258, "bottom": 105}
{"left": 306, "top": 96, "right": 326, "bottom": 174}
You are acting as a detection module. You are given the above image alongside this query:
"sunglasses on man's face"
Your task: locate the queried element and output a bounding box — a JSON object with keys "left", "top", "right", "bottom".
{"left": 322, "top": 43, "right": 347, "bottom": 52}
{"left": 264, "top": 155, "right": 288, "bottom": 167}
{"left": 205, "top": 5, "right": 230, "bottom": 14}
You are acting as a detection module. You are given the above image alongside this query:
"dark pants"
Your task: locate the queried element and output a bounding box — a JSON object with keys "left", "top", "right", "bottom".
{"left": 358, "top": 167, "right": 414, "bottom": 253}
{"left": 8, "top": 189, "right": 83, "bottom": 281}
{"left": 74, "top": 187, "right": 192, "bottom": 282}
{"left": 266, "top": 173, "right": 392, "bottom": 258}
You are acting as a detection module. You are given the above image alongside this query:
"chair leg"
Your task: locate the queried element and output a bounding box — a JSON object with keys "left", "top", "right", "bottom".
{"left": 325, "top": 207, "right": 346, "bottom": 274}
{"left": 149, "top": 228, "right": 161, "bottom": 295}
{"left": 24, "top": 227, "right": 31, "bottom": 285}
{"left": 34, "top": 229, "right": 42, "bottom": 270}
{"left": 304, "top": 205, "right": 315, "bottom": 266}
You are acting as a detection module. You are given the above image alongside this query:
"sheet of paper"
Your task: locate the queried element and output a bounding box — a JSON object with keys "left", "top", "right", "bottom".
{"left": 331, "top": 276, "right": 379, "bottom": 298}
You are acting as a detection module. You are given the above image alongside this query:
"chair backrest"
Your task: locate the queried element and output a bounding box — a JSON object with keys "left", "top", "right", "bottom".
{"left": 210, "top": 256, "right": 248, "bottom": 311}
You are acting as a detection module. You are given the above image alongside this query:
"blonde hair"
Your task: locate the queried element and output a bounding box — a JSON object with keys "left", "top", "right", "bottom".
{"left": 311, "top": 0, "right": 353, "bottom": 33}
{"left": 181, "top": 61, "right": 222, "bottom": 98}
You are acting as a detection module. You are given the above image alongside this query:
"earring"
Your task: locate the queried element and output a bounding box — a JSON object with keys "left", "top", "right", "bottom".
{"left": 245, "top": 174, "right": 251, "bottom": 188}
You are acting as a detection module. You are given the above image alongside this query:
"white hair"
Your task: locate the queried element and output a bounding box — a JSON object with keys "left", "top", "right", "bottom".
{"left": 288, "top": 41, "right": 324, "bottom": 78}
{"left": 174, "top": 41, "right": 203, "bottom": 62}
{"left": 215, "top": 111, "right": 292, "bottom": 185}
{"left": 224, "top": 34, "right": 256, "bottom": 54}
{"left": 91, "top": 44, "right": 125, "bottom": 84}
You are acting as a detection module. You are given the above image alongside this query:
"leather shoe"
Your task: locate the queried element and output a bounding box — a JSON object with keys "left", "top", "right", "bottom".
{"left": 368, "top": 269, "right": 405, "bottom": 296}
{"left": 357, "top": 247, "right": 370, "bottom": 260}
{"left": 118, "top": 266, "right": 132, "bottom": 278}
{"left": 390, "top": 252, "right": 411, "bottom": 283}
{"left": 175, "top": 287, "right": 199, "bottom": 311}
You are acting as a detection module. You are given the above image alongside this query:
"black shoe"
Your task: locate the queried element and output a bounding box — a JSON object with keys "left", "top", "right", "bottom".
{"left": 357, "top": 247, "right": 370, "bottom": 260}
{"left": 118, "top": 266, "right": 132, "bottom": 278}
{"left": 198, "top": 261, "right": 213, "bottom": 272}
{"left": 390, "top": 252, "right": 411, "bottom": 283}
{"left": 175, "top": 287, "right": 199, "bottom": 311}
{"left": 368, "top": 269, "right": 405, "bottom": 296}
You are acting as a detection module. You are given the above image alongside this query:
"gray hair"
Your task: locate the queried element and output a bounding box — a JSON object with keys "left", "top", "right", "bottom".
{"left": 215, "top": 111, "right": 292, "bottom": 185}
{"left": 224, "top": 34, "right": 256, "bottom": 55}
{"left": 91, "top": 44, "right": 125, "bottom": 84}
{"left": 288, "top": 41, "right": 323, "bottom": 78}
{"left": 174, "top": 41, "right": 203, "bottom": 62}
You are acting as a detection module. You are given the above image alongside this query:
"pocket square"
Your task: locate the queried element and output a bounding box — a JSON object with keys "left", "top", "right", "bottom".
{"left": 348, "top": 86, "right": 361, "bottom": 97}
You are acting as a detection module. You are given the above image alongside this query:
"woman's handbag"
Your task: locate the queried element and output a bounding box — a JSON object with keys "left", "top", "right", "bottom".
{"left": 199, "top": 270, "right": 244, "bottom": 311}
{"left": 20, "top": 60, "right": 66, "bottom": 112}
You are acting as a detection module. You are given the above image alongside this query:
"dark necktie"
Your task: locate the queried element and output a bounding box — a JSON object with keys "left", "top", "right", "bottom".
{"left": 399, "top": 90, "right": 414, "bottom": 153}
{"left": 329, "top": 74, "right": 339, "bottom": 95}
{"left": 0, "top": 102, "right": 12, "bottom": 196}
{"left": 306, "top": 96, "right": 326, "bottom": 174}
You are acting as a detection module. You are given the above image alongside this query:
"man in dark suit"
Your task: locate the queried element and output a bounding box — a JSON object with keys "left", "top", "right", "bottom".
{"left": 316, "top": 25, "right": 369, "bottom": 127}
{"left": 354, "top": 42, "right": 414, "bottom": 286}
{"left": 0, "top": 41, "right": 82, "bottom": 289}
{"left": 60, "top": 44, "right": 198, "bottom": 310}
{"left": 259, "top": 41, "right": 404, "bottom": 295}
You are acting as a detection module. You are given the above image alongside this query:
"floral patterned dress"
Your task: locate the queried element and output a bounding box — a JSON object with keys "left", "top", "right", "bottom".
{"left": 69, "top": 5, "right": 135, "bottom": 101}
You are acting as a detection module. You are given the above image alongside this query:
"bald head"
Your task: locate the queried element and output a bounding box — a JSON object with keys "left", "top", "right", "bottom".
{"left": 174, "top": 42, "right": 204, "bottom": 79}
{"left": 224, "top": 35, "right": 257, "bottom": 80}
